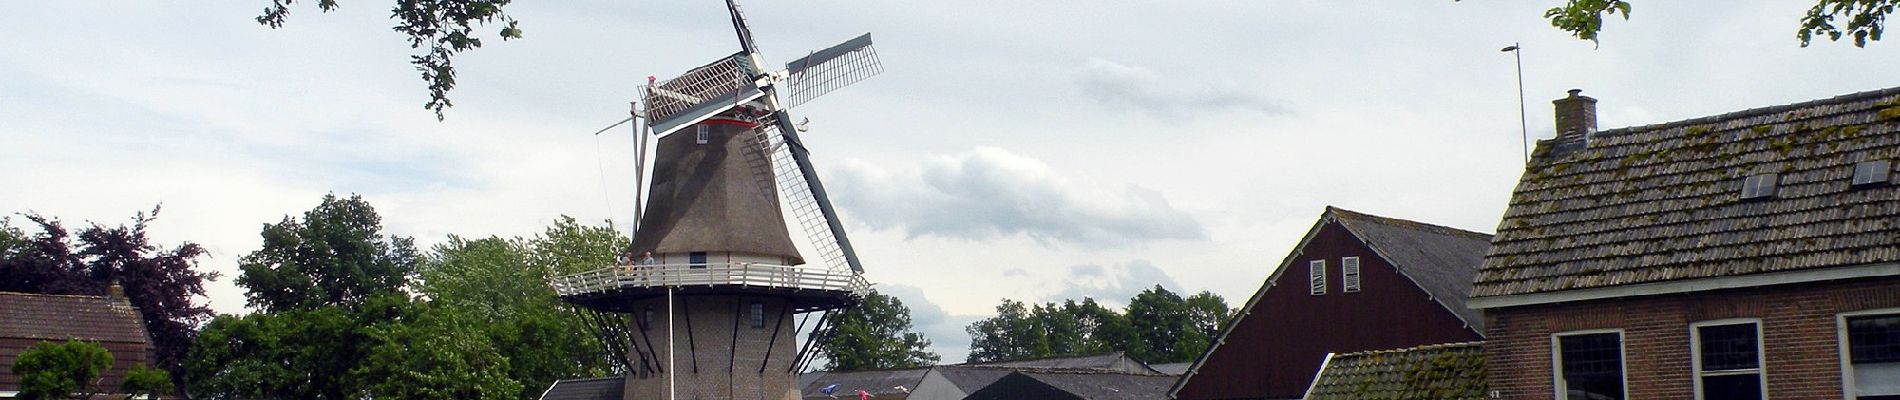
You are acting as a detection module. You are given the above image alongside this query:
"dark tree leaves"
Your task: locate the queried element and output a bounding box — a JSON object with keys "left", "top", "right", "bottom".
{"left": 965, "top": 286, "right": 1232, "bottom": 364}
{"left": 236, "top": 193, "right": 419, "bottom": 312}
{"left": 11, "top": 339, "right": 115, "bottom": 400}
{"left": 818, "top": 290, "right": 940, "bottom": 371}
{"left": 255, "top": 0, "right": 523, "bottom": 120}
{"left": 1483, "top": 0, "right": 1894, "bottom": 47}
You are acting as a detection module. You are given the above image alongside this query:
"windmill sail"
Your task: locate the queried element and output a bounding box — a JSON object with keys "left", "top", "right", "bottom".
{"left": 783, "top": 34, "right": 882, "bottom": 108}
{"left": 753, "top": 112, "right": 864, "bottom": 274}
{"left": 641, "top": 53, "right": 765, "bottom": 138}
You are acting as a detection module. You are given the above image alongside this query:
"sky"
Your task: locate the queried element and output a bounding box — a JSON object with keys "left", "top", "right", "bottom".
{"left": 5, "top": 1, "right": 1900, "bottom": 363}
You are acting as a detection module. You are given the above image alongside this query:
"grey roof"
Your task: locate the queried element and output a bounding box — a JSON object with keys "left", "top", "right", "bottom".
{"left": 0, "top": 292, "right": 149, "bottom": 344}
{"left": 1475, "top": 87, "right": 1900, "bottom": 297}
{"left": 956, "top": 352, "right": 1161, "bottom": 375}
{"left": 972, "top": 371, "right": 1177, "bottom": 400}
{"left": 539, "top": 376, "right": 623, "bottom": 400}
{"left": 1303, "top": 342, "right": 1486, "bottom": 400}
{"left": 1148, "top": 362, "right": 1190, "bottom": 376}
{"left": 799, "top": 367, "right": 930, "bottom": 399}
{"left": 631, "top": 122, "right": 804, "bottom": 263}
{"left": 1329, "top": 207, "right": 1493, "bottom": 331}
{"left": 933, "top": 366, "right": 1016, "bottom": 392}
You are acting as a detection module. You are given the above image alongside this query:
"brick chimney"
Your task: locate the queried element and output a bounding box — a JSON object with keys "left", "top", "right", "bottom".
{"left": 1553, "top": 89, "right": 1597, "bottom": 142}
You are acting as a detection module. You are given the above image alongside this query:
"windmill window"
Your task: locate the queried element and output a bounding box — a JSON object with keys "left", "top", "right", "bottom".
{"left": 689, "top": 252, "right": 708, "bottom": 268}
{"left": 1342, "top": 257, "right": 1361, "bottom": 293}
{"left": 1554, "top": 330, "right": 1626, "bottom": 400}
{"left": 696, "top": 125, "right": 711, "bottom": 144}
{"left": 1740, "top": 173, "right": 1778, "bottom": 200}
{"left": 1691, "top": 320, "right": 1764, "bottom": 400}
{"left": 1308, "top": 260, "right": 1326, "bottom": 295}
{"left": 750, "top": 302, "right": 765, "bottom": 329}
{"left": 1853, "top": 160, "right": 1892, "bottom": 187}
{"left": 1840, "top": 310, "right": 1900, "bottom": 399}
{"left": 644, "top": 305, "right": 655, "bottom": 326}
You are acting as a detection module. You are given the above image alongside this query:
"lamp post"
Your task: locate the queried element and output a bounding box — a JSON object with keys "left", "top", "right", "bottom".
{"left": 1502, "top": 43, "right": 1528, "bottom": 164}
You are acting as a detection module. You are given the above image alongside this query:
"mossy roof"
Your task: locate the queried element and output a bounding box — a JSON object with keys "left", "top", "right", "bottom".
{"left": 1303, "top": 341, "right": 1486, "bottom": 400}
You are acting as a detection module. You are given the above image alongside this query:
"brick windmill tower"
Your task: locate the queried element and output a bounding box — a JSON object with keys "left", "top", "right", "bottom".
{"left": 549, "top": 1, "right": 881, "bottom": 399}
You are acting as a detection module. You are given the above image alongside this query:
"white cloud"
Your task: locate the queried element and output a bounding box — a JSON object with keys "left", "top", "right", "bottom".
{"left": 1077, "top": 58, "right": 1290, "bottom": 119}
{"left": 1047, "top": 260, "right": 1181, "bottom": 307}
{"left": 830, "top": 147, "right": 1203, "bottom": 247}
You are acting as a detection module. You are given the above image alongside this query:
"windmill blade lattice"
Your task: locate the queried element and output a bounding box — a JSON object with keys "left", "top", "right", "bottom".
{"left": 783, "top": 34, "right": 882, "bottom": 109}
{"left": 640, "top": 53, "right": 764, "bottom": 137}
{"left": 752, "top": 122, "right": 857, "bottom": 274}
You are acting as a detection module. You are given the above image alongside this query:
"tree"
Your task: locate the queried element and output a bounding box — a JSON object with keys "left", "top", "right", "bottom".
{"left": 1495, "top": 0, "right": 1895, "bottom": 47}
{"left": 0, "top": 209, "right": 215, "bottom": 387}
{"left": 11, "top": 340, "right": 114, "bottom": 400}
{"left": 965, "top": 286, "right": 1232, "bottom": 364}
{"left": 120, "top": 365, "right": 175, "bottom": 400}
{"left": 236, "top": 193, "right": 419, "bottom": 312}
{"left": 256, "top": 0, "right": 523, "bottom": 119}
{"left": 352, "top": 302, "right": 522, "bottom": 400}
{"left": 418, "top": 218, "right": 621, "bottom": 399}
{"left": 817, "top": 290, "right": 940, "bottom": 370}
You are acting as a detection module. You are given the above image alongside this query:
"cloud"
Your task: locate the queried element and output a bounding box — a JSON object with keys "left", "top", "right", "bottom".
{"left": 831, "top": 147, "right": 1204, "bottom": 247}
{"left": 1077, "top": 58, "right": 1291, "bottom": 119}
{"left": 879, "top": 284, "right": 980, "bottom": 363}
{"left": 1047, "top": 260, "right": 1181, "bottom": 306}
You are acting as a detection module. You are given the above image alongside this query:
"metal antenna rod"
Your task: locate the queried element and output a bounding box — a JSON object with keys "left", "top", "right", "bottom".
{"left": 1503, "top": 43, "right": 1529, "bottom": 164}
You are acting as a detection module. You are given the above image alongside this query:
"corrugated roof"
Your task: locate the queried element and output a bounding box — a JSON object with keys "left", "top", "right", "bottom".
{"left": 1149, "top": 362, "right": 1190, "bottom": 376}
{"left": 799, "top": 367, "right": 928, "bottom": 399}
{"left": 1303, "top": 341, "right": 1486, "bottom": 400}
{"left": 538, "top": 376, "right": 623, "bottom": 400}
{"left": 1474, "top": 87, "right": 1900, "bottom": 297}
{"left": 631, "top": 122, "right": 804, "bottom": 263}
{"left": 0, "top": 292, "right": 149, "bottom": 343}
{"left": 1330, "top": 207, "right": 1492, "bottom": 331}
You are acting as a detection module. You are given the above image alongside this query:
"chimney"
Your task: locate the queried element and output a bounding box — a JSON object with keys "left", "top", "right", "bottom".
{"left": 1553, "top": 89, "right": 1598, "bottom": 142}
{"left": 107, "top": 282, "right": 125, "bottom": 299}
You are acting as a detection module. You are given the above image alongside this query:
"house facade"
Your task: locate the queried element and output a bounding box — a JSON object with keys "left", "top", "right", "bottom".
{"left": 1469, "top": 88, "right": 1900, "bottom": 400}
{"left": 1172, "top": 207, "right": 1491, "bottom": 399}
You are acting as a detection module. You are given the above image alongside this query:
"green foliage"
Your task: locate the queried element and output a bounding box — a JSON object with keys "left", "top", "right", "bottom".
{"left": 418, "top": 217, "right": 622, "bottom": 398}
{"left": 1484, "top": 0, "right": 1895, "bottom": 47}
{"left": 120, "top": 364, "right": 174, "bottom": 400}
{"left": 256, "top": 0, "right": 523, "bottom": 120}
{"left": 11, "top": 340, "right": 114, "bottom": 400}
{"left": 818, "top": 290, "right": 941, "bottom": 371}
{"left": 965, "top": 286, "right": 1231, "bottom": 364}
{"left": 186, "top": 305, "right": 367, "bottom": 399}
{"left": 237, "top": 193, "right": 418, "bottom": 312}
{"left": 354, "top": 303, "right": 522, "bottom": 400}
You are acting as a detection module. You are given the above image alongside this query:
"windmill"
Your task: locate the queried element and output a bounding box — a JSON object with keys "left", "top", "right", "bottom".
{"left": 550, "top": 1, "right": 880, "bottom": 399}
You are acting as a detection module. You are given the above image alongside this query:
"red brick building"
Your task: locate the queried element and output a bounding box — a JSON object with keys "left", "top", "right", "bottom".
{"left": 0, "top": 289, "right": 155, "bottom": 397}
{"left": 1470, "top": 88, "right": 1900, "bottom": 400}
{"left": 1171, "top": 207, "right": 1491, "bottom": 399}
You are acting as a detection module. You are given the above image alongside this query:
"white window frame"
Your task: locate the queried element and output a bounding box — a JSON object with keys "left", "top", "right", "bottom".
{"left": 1838, "top": 307, "right": 1900, "bottom": 400}
{"left": 1552, "top": 329, "right": 1628, "bottom": 400}
{"left": 1690, "top": 318, "right": 1767, "bottom": 400}
{"left": 1309, "top": 260, "right": 1326, "bottom": 295}
{"left": 1342, "top": 257, "right": 1361, "bottom": 293}
{"left": 696, "top": 124, "right": 711, "bottom": 144}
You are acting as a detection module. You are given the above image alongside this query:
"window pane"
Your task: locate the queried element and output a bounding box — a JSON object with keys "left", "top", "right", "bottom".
{"left": 1851, "top": 315, "right": 1900, "bottom": 364}
{"left": 1309, "top": 260, "right": 1326, "bottom": 295}
{"left": 1698, "top": 323, "right": 1759, "bottom": 371}
{"left": 1701, "top": 374, "right": 1761, "bottom": 400}
{"left": 1560, "top": 333, "right": 1624, "bottom": 400}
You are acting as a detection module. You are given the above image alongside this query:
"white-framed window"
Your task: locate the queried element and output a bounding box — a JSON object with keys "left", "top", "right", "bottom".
{"left": 1839, "top": 308, "right": 1900, "bottom": 400}
{"left": 1308, "top": 260, "right": 1326, "bottom": 295}
{"left": 696, "top": 124, "right": 711, "bottom": 144}
{"left": 1691, "top": 319, "right": 1765, "bottom": 400}
{"left": 1553, "top": 329, "right": 1626, "bottom": 400}
{"left": 1342, "top": 257, "right": 1361, "bottom": 293}
{"left": 750, "top": 302, "right": 766, "bottom": 329}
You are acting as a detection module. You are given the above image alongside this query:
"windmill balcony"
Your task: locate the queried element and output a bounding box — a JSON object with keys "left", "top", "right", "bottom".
{"left": 549, "top": 262, "right": 869, "bottom": 313}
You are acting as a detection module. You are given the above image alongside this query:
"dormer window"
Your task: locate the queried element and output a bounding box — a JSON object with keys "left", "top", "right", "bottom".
{"left": 1853, "top": 160, "right": 1892, "bottom": 187}
{"left": 1741, "top": 174, "right": 1778, "bottom": 200}
{"left": 696, "top": 125, "right": 711, "bottom": 144}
